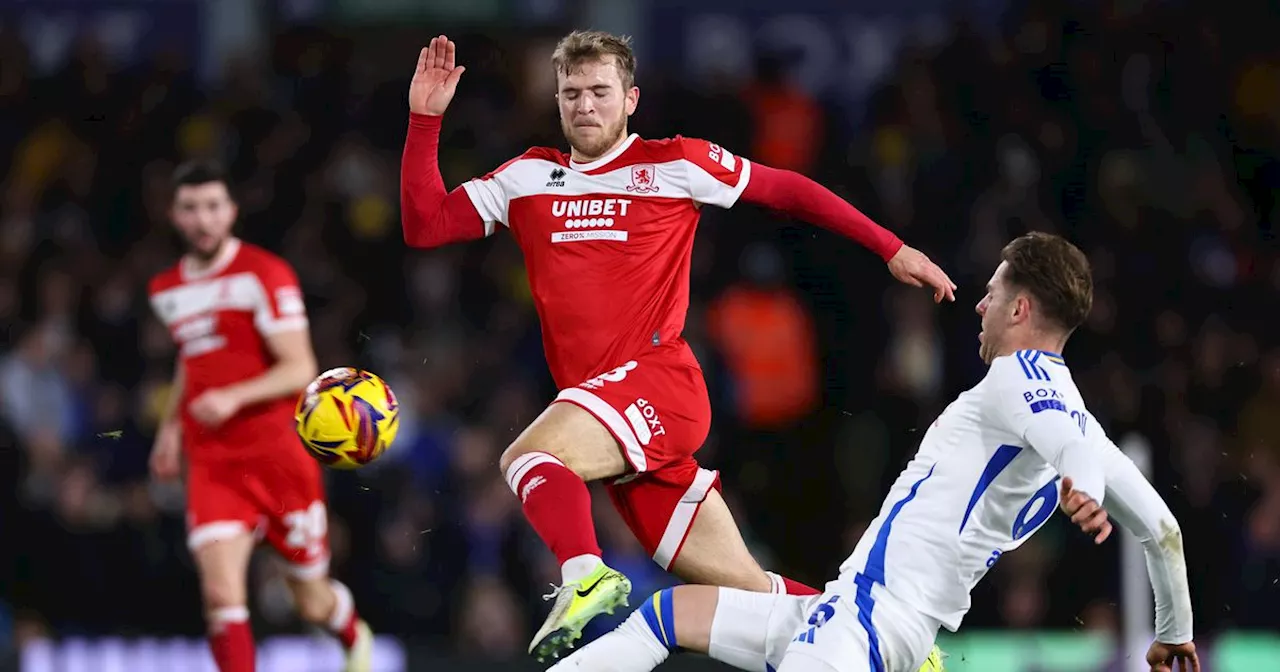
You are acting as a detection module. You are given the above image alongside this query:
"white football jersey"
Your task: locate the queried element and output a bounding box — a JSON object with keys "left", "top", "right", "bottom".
{"left": 838, "top": 349, "right": 1192, "bottom": 644}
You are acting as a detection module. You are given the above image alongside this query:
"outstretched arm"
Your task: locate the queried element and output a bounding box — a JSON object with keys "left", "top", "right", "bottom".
{"left": 738, "top": 162, "right": 956, "bottom": 302}
{"left": 740, "top": 163, "right": 902, "bottom": 261}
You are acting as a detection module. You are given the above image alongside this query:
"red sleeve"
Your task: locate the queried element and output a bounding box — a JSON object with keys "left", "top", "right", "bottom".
{"left": 400, "top": 113, "right": 490, "bottom": 248}
{"left": 740, "top": 162, "right": 904, "bottom": 262}
{"left": 254, "top": 256, "right": 308, "bottom": 335}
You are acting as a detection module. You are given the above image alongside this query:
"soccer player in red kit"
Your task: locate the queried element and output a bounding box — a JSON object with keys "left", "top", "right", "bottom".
{"left": 148, "top": 162, "right": 373, "bottom": 672}
{"left": 400, "top": 33, "right": 957, "bottom": 660}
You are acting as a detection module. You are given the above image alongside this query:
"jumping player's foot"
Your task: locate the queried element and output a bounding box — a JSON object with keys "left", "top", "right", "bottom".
{"left": 919, "top": 645, "right": 946, "bottom": 671}
{"left": 343, "top": 620, "right": 374, "bottom": 672}
{"left": 529, "top": 562, "right": 632, "bottom": 662}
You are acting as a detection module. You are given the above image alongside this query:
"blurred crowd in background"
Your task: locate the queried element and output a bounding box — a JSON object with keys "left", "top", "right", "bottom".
{"left": 0, "top": 0, "right": 1277, "bottom": 665}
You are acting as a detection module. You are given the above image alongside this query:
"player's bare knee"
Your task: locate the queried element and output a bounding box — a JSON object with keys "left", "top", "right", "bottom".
{"left": 192, "top": 535, "right": 253, "bottom": 610}
{"left": 288, "top": 578, "right": 335, "bottom": 624}
{"left": 498, "top": 440, "right": 555, "bottom": 475}
{"left": 199, "top": 576, "right": 245, "bottom": 612}
{"left": 501, "top": 402, "right": 628, "bottom": 481}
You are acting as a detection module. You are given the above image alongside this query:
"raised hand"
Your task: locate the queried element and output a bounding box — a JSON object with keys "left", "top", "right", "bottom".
{"left": 409, "top": 35, "right": 467, "bottom": 116}
{"left": 1059, "top": 477, "right": 1113, "bottom": 544}
{"left": 886, "top": 245, "right": 957, "bottom": 303}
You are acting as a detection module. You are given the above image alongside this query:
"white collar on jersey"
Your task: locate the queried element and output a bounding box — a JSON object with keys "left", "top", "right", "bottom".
{"left": 569, "top": 133, "right": 639, "bottom": 172}
{"left": 180, "top": 237, "right": 242, "bottom": 282}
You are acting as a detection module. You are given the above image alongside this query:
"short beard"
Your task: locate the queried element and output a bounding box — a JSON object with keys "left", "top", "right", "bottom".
{"left": 187, "top": 235, "right": 227, "bottom": 262}
{"left": 562, "top": 115, "right": 627, "bottom": 160}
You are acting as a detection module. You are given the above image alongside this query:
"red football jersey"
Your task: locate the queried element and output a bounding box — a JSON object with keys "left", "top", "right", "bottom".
{"left": 148, "top": 238, "right": 310, "bottom": 462}
{"left": 462, "top": 135, "right": 750, "bottom": 387}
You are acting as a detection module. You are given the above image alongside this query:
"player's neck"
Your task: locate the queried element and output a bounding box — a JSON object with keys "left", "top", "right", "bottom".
{"left": 997, "top": 331, "right": 1067, "bottom": 358}
{"left": 184, "top": 237, "right": 239, "bottom": 276}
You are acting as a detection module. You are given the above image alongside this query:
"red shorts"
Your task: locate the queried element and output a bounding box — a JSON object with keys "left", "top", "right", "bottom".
{"left": 554, "top": 345, "right": 721, "bottom": 570}
{"left": 185, "top": 444, "right": 330, "bottom": 580}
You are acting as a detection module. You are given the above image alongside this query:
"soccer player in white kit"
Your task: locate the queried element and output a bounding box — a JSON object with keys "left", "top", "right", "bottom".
{"left": 549, "top": 232, "right": 1200, "bottom": 672}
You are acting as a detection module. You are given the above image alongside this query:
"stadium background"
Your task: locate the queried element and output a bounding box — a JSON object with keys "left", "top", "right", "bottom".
{"left": 0, "top": 0, "right": 1277, "bottom": 670}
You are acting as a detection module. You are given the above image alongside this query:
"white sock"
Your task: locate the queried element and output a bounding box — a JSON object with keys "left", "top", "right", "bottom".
{"left": 548, "top": 599, "right": 672, "bottom": 671}
{"left": 709, "top": 586, "right": 778, "bottom": 671}
{"left": 561, "top": 553, "right": 603, "bottom": 584}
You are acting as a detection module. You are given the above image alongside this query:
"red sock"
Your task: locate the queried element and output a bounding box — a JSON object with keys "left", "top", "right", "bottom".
{"left": 209, "top": 607, "right": 255, "bottom": 672}
{"left": 506, "top": 452, "right": 602, "bottom": 565}
{"left": 768, "top": 572, "right": 822, "bottom": 596}
{"left": 327, "top": 580, "right": 361, "bottom": 649}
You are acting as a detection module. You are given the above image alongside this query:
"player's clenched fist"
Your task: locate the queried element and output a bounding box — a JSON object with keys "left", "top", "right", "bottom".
{"left": 409, "top": 34, "right": 467, "bottom": 116}
{"left": 1059, "top": 477, "right": 1113, "bottom": 544}
{"left": 1146, "top": 640, "right": 1200, "bottom": 672}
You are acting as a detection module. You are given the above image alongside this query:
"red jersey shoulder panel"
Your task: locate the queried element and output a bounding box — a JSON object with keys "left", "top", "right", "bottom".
{"left": 231, "top": 243, "right": 297, "bottom": 286}
{"left": 229, "top": 243, "right": 308, "bottom": 334}
{"left": 483, "top": 146, "right": 569, "bottom": 180}
{"left": 676, "top": 136, "right": 748, "bottom": 189}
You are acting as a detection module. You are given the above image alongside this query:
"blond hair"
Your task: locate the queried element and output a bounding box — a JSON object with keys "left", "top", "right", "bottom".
{"left": 552, "top": 30, "right": 637, "bottom": 89}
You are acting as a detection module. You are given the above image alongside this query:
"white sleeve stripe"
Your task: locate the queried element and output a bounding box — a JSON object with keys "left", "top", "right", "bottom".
{"left": 461, "top": 180, "right": 503, "bottom": 235}
{"left": 258, "top": 316, "right": 309, "bottom": 335}
{"left": 726, "top": 158, "right": 751, "bottom": 206}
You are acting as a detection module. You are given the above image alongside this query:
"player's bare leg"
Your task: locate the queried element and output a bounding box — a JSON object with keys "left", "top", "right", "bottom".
{"left": 286, "top": 576, "right": 373, "bottom": 672}
{"left": 671, "top": 489, "right": 819, "bottom": 596}
{"left": 193, "top": 533, "right": 256, "bottom": 672}
{"left": 499, "top": 402, "right": 633, "bottom": 660}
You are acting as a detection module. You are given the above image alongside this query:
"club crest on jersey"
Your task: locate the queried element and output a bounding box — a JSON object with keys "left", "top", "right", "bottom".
{"left": 625, "top": 164, "right": 659, "bottom": 193}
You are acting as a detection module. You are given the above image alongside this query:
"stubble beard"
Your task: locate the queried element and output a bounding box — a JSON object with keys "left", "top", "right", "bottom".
{"left": 563, "top": 114, "right": 628, "bottom": 161}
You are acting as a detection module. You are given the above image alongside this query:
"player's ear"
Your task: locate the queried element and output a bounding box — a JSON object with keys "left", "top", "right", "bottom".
{"left": 1012, "top": 293, "right": 1031, "bottom": 323}
{"left": 625, "top": 85, "right": 639, "bottom": 116}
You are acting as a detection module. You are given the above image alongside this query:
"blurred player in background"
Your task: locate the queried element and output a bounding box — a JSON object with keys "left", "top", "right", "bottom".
{"left": 550, "top": 233, "right": 1199, "bottom": 672}
{"left": 148, "top": 162, "right": 373, "bottom": 672}
{"left": 400, "top": 31, "right": 957, "bottom": 661}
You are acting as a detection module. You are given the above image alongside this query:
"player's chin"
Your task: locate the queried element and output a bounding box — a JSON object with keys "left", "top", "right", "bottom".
{"left": 190, "top": 235, "right": 225, "bottom": 258}
{"left": 572, "top": 127, "right": 603, "bottom": 144}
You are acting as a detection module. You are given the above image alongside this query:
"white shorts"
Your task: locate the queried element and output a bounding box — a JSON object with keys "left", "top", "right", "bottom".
{"left": 711, "top": 577, "right": 939, "bottom": 672}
